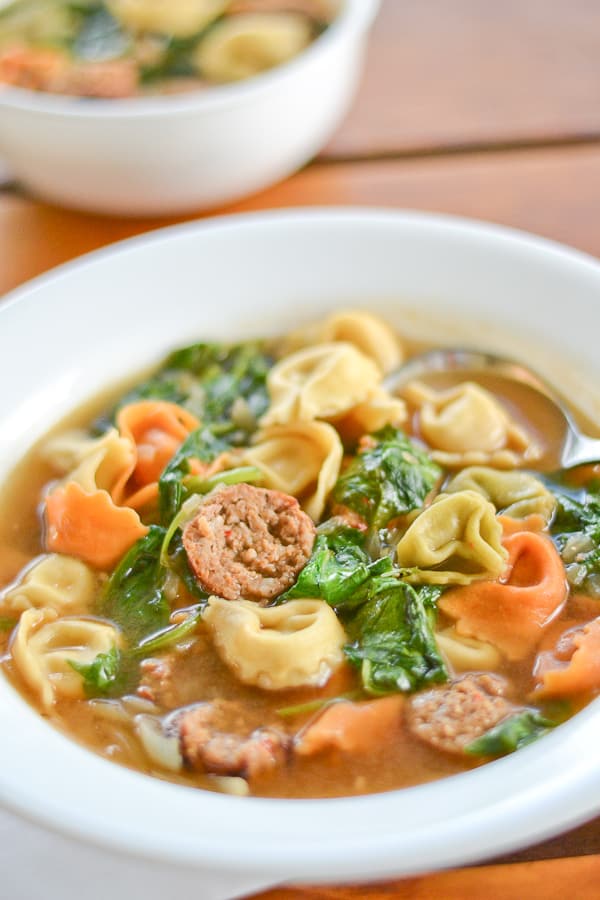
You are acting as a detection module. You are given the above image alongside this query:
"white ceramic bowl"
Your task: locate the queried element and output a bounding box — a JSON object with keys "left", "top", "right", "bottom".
{"left": 0, "top": 0, "right": 378, "bottom": 216}
{"left": 2, "top": 210, "right": 600, "bottom": 900}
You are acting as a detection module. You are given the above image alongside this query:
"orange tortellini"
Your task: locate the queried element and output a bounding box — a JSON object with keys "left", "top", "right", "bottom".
{"left": 202, "top": 596, "right": 347, "bottom": 690}
{"left": 242, "top": 420, "right": 343, "bottom": 521}
{"left": 396, "top": 490, "right": 508, "bottom": 585}
{"left": 404, "top": 380, "right": 541, "bottom": 468}
{"left": 11, "top": 608, "right": 121, "bottom": 708}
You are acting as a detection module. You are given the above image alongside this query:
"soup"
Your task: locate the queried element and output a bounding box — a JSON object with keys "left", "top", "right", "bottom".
{"left": 0, "top": 0, "right": 332, "bottom": 98}
{"left": 1, "top": 309, "right": 598, "bottom": 799}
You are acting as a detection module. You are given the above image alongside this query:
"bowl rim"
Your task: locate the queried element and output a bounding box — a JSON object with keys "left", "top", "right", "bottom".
{"left": 2, "top": 207, "right": 600, "bottom": 882}
{"left": 0, "top": 0, "right": 379, "bottom": 118}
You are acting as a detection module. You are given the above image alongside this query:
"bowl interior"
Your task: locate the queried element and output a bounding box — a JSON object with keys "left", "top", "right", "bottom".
{"left": 1, "top": 209, "right": 600, "bottom": 882}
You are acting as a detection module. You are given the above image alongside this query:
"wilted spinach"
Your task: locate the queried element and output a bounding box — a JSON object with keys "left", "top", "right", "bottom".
{"left": 279, "top": 522, "right": 393, "bottom": 607}
{"left": 69, "top": 646, "right": 135, "bottom": 698}
{"left": 550, "top": 484, "right": 600, "bottom": 595}
{"left": 100, "top": 526, "right": 171, "bottom": 644}
{"left": 465, "top": 710, "right": 556, "bottom": 757}
{"left": 332, "top": 426, "right": 441, "bottom": 529}
{"left": 71, "top": 5, "right": 129, "bottom": 61}
{"left": 70, "top": 606, "right": 205, "bottom": 698}
{"left": 158, "top": 425, "right": 229, "bottom": 524}
{"left": 93, "top": 339, "right": 273, "bottom": 443}
{"left": 343, "top": 575, "right": 447, "bottom": 695}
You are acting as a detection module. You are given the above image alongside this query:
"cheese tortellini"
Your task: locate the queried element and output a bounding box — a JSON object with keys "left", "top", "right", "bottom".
{"left": 261, "top": 342, "right": 382, "bottom": 426}
{"left": 436, "top": 626, "right": 502, "bottom": 672}
{"left": 0, "top": 554, "right": 98, "bottom": 617}
{"left": 242, "top": 420, "right": 343, "bottom": 521}
{"left": 404, "top": 380, "right": 541, "bottom": 468}
{"left": 331, "top": 389, "right": 407, "bottom": 444}
{"left": 282, "top": 310, "right": 405, "bottom": 374}
{"left": 11, "top": 608, "right": 121, "bottom": 708}
{"left": 40, "top": 428, "right": 133, "bottom": 496}
{"left": 107, "top": 0, "right": 230, "bottom": 38}
{"left": 193, "top": 11, "right": 312, "bottom": 82}
{"left": 446, "top": 466, "right": 556, "bottom": 523}
{"left": 396, "top": 490, "right": 508, "bottom": 585}
{"left": 202, "top": 596, "right": 346, "bottom": 689}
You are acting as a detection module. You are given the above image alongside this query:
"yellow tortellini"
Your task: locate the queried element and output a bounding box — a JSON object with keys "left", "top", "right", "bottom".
{"left": 107, "top": 0, "right": 230, "bottom": 38}
{"left": 404, "top": 380, "right": 541, "bottom": 468}
{"left": 242, "top": 420, "right": 343, "bottom": 521}
{"left": 11, "top": 608, "right": 121, "bottom": 709}
{"left": 202, "top": 596, "right": 346, "bottom": 690}
{"left": 445, "top": 466, "right": 556, "bottom": 523}
{"left": 435, "top": 626, "right": 502, "bottom": 672}
{"left": 331, "top": 389, "right": 407, "bottom": 444}
{"left": 194, "top": 11, "right": 312, "bottom": 82}
{"left": 0, "top": 554, "right": 98, "bottom": 617}
{"left": 40, "top": 428, "right": 133, "bottom": 495}
{"left": 261, "top": 342, "right": 382, "bottom": 426}
{"left": 282, "top": 310, "right": 404, "bottom": 374}
{"left": 396, "top": 490, "right": 508, "bottom": 585}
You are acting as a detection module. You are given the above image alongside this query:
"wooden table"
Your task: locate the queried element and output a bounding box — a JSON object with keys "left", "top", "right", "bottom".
{"left": 2, "top": 1, "right": 600, "bottom": 896}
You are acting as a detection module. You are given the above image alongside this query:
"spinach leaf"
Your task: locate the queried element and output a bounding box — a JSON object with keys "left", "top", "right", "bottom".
{"left": 69, "top": 606, "right": 204, "bottom": 698}
{"left": 550, "top": 486, "right": 600, "bottom": 596}
{"left": 165, "top": 531, "right": 209, "bottom": 602}
{"left": 69, "top": 646, "right": 136, "bottom": 698}
{"left": 343, "top": 576, "right": 447, "bottom": 695}
{"left": 165, "top": 340, "right": 272, "bottom": 437}
{"left": 332, "top": 427, "right": 442, "bottom": 529}
{"left": 101, "top": 526, "right": 171, "bottom": 643}
{"left": 0, "top": 615, "right": 17, "bottom": 632}
{"left": 92, "top": 340, "right": 272, "bottom": 445}
{"left": 465, "top": 710, "right": 556, "bottom": 757}
{"left": 72, "top": 6, "right": 129, "bottom": 61}
{"left": 158, "top": 426, "right": 229, "bottom": 525}
{"left": 279, "top": 522, "right": 393, "bottom": 607}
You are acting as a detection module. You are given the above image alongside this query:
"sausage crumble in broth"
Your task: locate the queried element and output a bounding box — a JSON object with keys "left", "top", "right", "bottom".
{"left": 0, "top": 309, "right": 598, "bottom": 799}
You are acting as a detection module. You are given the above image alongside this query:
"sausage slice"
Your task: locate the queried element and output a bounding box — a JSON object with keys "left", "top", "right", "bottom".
{"left": 178, "top": 700, "right": 290, "bottom": 778}
{"left": 406, "top": 674, "right": 513, "bottom": 755}
{"left": 182, "top": 483, "right": 316, "bottom": 601}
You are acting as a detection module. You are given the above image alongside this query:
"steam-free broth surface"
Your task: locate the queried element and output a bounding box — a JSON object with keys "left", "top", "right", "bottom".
{"left": 1, "top": 311, "right": 599, "bottom": 799}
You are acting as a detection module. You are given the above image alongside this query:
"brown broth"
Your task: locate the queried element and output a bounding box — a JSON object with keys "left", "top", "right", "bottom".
{"left": 1, "top": 332, "right": 598, "bottom": 800}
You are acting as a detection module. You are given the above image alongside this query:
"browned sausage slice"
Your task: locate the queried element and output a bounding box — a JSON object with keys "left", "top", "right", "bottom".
{"left": 182, "top": 482, "right": 316, "bottom": 601}
{"left": 178, "top": 700, "right": 290, "bottom": 778}
{"left": 406, "top": 674, "right": 514, "bottom": 755}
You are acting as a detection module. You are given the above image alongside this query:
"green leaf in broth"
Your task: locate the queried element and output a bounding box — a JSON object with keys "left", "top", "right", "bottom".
{"left": 100, "top": 526, "right": 170, "bottom": 643}
{"left": 158, "top": 425, "right": 230, "bottom": 525}
{"left": 343, "top": 576, "right": 447, "bottom": 695}
{"left": 278, "top": 522, "right": 393, "bottom": 607}
{"left": 332, "top": 427, "right": 442, "bottom": 529}
{"left": 71, "top": 6, "right": 129, "bottom": 61}
{"left": 465, "top": 710, "right": 556, "bottom": 757}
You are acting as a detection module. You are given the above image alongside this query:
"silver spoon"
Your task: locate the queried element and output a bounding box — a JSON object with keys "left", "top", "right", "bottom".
{"left": 383, "top": 348, "right": 600, "bottom": 470}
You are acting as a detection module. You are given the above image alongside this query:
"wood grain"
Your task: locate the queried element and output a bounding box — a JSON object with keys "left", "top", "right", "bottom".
{"left": 2, "top": 141, "right": 600, "bottom": 298}
{"left": 251, "top": 854, "right": 600, "bottom": 900}
{"left": 324, "top": 0, "right": 600, "bottom": 157}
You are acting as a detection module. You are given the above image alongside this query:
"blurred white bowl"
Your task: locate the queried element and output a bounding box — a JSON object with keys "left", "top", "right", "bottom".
{"left": 2, "top": 209, "right": 600, "bottom": 900}
{"left": 0, "top": 0, "right": 378, "bottom": 215}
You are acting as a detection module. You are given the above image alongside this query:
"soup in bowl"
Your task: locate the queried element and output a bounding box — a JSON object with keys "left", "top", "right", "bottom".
{"left": 2, "top": 210, "right": 600, "bottom": 898}
{"left": 0, "top": 1, "right": 378, "bottom": 214}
